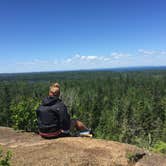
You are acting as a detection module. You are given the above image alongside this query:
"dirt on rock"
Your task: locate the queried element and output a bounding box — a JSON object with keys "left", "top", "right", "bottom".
{"left": 0, "top": 127, "right": 166, "bottom": 166}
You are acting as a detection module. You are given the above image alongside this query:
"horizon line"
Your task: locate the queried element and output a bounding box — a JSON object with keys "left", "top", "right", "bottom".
{"left": 1, "top": 65, "right": 166, "bottom": 75}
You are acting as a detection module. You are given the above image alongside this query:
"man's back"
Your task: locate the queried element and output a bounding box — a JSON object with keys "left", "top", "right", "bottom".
{"left": 36, "top": 95, "right": 70, "bottom": 133}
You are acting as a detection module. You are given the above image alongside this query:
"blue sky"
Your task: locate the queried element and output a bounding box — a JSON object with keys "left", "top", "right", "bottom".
{"left": 0, "top": 0, "right": 166, "bottom": 73}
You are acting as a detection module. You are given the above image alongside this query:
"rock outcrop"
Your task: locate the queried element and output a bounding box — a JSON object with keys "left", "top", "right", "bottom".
{"left": 0, "top": 127, "right": 165, "bottom": 166}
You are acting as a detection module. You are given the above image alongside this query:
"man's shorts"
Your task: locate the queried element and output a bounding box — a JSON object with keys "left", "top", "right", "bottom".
{"left": 39, "top": 119, "right": 77, "bottom": 139}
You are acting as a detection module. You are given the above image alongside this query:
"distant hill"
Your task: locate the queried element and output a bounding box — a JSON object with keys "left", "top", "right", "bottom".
{"left": 0, "top": 66, "right": 166, "bottom": 82}
{"left": 1, "top": 66, "right": 166, "bottom": 75}
{"left": 101, "top": 66, "right": 166, "bottom": 72}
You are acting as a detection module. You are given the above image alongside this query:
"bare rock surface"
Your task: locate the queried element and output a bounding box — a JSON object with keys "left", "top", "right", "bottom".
{"left": 0, "top": 127, "right": 166, "bottom": 166}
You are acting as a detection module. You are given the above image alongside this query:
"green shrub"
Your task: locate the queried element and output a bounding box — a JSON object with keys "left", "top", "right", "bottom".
{"left": 152, "top": 141, "right": 166, "bottom": 154}
{"left": 126, "top": 152, "right": 146, "bottom": 163}
{"left": 0, "top": 148, "right": 12, "bottom": 166}
{"left": 10, "top": 98, "right": 40, "bottom": 131}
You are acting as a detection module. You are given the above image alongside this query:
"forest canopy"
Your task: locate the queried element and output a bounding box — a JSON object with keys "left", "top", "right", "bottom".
{"left": 0, "top": 69, "right": 166, "bottom": 150}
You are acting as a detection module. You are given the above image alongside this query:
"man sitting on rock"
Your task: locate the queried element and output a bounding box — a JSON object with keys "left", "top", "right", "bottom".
{"left": 36, "top": 83, "right": 92, "bottom": 138}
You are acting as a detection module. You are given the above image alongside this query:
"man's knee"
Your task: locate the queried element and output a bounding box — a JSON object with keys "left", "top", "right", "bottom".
{"left": 70, "top": 119, "right": 78, "bottom": 129}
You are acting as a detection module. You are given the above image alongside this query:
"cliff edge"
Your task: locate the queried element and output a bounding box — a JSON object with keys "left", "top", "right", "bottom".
{"left": 0, "top": 127, "right": 165, "bottom": 166}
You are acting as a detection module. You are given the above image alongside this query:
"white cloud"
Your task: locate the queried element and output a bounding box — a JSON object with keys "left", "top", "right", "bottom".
{"left": 66, "top": 58, "right": 72, "bottom": 63}
{"left": 111, "top": 52, "right": 131, "bottom": 60}
{"left": 138, "top": 49, "right": 156, "bottom": 55}
{"left": 73, "top": 54, "right": 99, "bottom": 61}
{"left": 14, "top": 49, "right": 166, "bottom": 73}
{"left": 87, "top": 56, "right": 98, "bottom": 60}
{"left": 161, "top": 51, "right": 166, "bottom": 55}
{"left": 138, "top": 49, "right": 166, "bottom": 56}
{"left": 17, "top": 59, "right": 56, "bottom": 68}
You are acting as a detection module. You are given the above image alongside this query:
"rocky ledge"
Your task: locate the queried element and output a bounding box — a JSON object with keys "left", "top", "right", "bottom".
{"left": 0, "top": 127, "right": 165, "bottom": 166}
